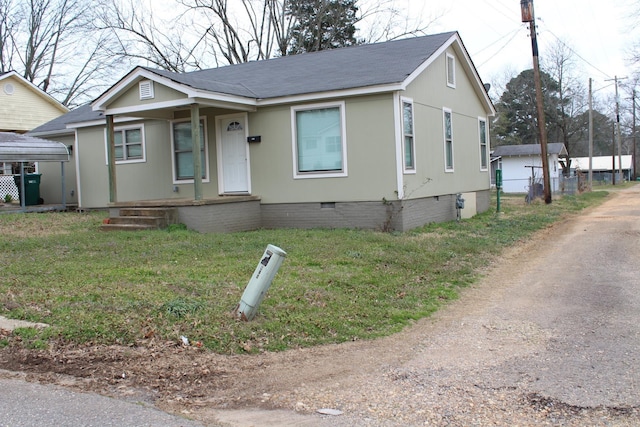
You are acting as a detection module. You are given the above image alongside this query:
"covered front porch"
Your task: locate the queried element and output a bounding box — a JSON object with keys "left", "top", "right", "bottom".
{"left": 95, "top": 67, "right": 257, "bottom": 212}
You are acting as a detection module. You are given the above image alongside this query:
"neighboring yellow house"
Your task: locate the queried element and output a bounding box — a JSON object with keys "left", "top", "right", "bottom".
{"left": 0, "top": 71, "right": 68, "bottom": 194}
{"left": 0, "top": 71, "right": 68, "bottom": 133}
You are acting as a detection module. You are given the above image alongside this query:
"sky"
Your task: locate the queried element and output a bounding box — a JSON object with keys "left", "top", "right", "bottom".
{"left": 149, "top": 0, "right": 637, "bottom": 101}
{"left": 408, "top": 0, "right": 637, "bottom": 99}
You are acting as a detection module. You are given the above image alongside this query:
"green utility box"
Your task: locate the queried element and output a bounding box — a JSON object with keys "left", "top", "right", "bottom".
{"left": 13, "top": 174, "right": 42, "bottom": 206}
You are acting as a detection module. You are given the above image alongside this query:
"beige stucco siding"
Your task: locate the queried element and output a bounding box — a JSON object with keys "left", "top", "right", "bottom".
{"left": 0, "top": 76, "right": 67, "bottom": 132}
{"left": 248, "top": 94, "right": 398, "bottom": 204}
{"left": 108, "top": 81, "right": 188, "bottom": 110}
{"left": 401, "top": 48, "right": 491, "bottom": 200}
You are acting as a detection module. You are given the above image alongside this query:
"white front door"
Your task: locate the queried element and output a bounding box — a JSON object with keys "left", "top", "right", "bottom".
{"left": 217, "top": 115, "right": 250, "bottom": 194}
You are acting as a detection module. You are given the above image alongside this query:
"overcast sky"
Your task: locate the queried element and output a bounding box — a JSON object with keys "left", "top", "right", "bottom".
{"left": 413, "top": 0, "right": 637, "bottom": 97}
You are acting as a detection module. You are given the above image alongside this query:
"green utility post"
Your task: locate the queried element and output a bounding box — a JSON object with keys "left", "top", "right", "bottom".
{"left": 496, "top": 169, "right": 502, "bottom": 213}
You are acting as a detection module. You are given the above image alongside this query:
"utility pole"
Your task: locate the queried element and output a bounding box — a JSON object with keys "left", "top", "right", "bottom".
{"left": 588, "top": 78, "right": 593, "bottom": 188}
{"left": 606, "top": 76, "right": 627, "bottom": 184}
{"left": 633, "top": 89, "right": 637, "bottom": 180}
{"left": 521, "top": 0, "right": 551, "bottom": 203}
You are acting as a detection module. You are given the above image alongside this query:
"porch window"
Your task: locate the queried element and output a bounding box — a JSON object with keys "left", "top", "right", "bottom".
{"left": 115, "top": 127, "right": 143, "bottom": 161}
{"left": 172, "top": 119, "right": 208, "bottom": 181}
{"left": 479, "top": 118, "right": 488, "bottom": 170}
{"left": 104, "top": 125, "right": 145, "bottom": 164}
{"left": 443, "top": 108, "right": 454, "bottom": 171}
{"left": 292, "top": 101, "right": 347, "bottom": 178}
{"left": 402, "top": 99, "right": 415, "bottom": 171}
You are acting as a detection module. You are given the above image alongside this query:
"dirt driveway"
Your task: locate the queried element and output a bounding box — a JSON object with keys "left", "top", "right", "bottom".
{"left": 2, "top": 186, "right": 640, "bottom": 426}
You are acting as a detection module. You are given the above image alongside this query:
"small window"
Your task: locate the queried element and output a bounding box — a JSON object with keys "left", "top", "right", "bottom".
{"left": 171, "top": 119, "right": 208, "bottom": 181}
{"left": 292, "top": 102, "right": 347, "bottom": 178}
{"left": 139, "top": 80, "right": 154, "bottom": 100}
{"left": 479, "top": 118, "right": 488, "bottom": 170}
{"left": 443, "top": 108, "right": 454, "bottom": 171}
{"left": 446, "top": 54, "right": 456, "bottom": 88}
{"left": 402, "top": 99, "right": 415, "bottom": 171}
{"left": 105, "top": 125, "right": 146, "bottom": 164}
{"left": 227, "top": 121, "right": 243, "bottom": 131}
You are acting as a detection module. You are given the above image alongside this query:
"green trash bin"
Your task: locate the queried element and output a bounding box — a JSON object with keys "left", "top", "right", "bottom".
{"left": 13, "top": 174, "right": 42, "bottom": 206}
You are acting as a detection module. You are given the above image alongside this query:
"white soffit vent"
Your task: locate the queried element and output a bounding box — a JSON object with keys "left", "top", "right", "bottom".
{"left": 139, "top": 80, "right": 154, "bottom": 100}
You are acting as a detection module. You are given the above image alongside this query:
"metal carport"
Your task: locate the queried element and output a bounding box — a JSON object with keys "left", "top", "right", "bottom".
{"left": 0, "top": 132, "right": 70, "bottom": 212}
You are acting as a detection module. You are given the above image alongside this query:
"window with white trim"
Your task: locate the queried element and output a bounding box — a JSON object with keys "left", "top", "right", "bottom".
{"left": 292, "top": 102, "right": 347, "bottom": 178}
{"left": 104, "top": 125, "right": 146, "bottom": 164}
{"left": 443, "top": 108, "right": 454, "bottom": 171}
{"left": 479, "top": 118, "right": 488, "bottom": 170}
{"left": 402, "top": 99, "right": 415, "bottom": 171}
{"left": 446, "top": 54, "right": 456, "bottom": 88}
{"left": 171, "top": 119, "right": 208, "bottom": 181}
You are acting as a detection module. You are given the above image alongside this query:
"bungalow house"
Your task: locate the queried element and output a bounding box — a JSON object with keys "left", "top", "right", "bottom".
{"left": 0, "top": 71, "right": 68, "bottom": 199}
{"left": 31, "top": 31, "right": 495, "bottom": 232}
{"left": 491, "top": 143, "right": 567, "bottom": 194}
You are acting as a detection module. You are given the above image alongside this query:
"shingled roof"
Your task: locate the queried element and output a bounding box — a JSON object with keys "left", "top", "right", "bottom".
{"left": 492, "top": 143, "right": 568, "bottom": 157}
{"left": 142, "top": 31, "right": 457, "bottom": 99}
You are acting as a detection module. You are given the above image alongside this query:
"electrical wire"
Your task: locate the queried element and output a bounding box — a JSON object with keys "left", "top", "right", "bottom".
{"left": 538, "top": 22, "right": 613, "bottom": 80}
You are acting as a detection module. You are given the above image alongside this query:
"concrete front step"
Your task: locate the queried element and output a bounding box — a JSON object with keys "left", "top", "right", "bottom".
{"left": 100, "top": 223, "right": 158, "bottom": 232}
{"left": 101, "top": 207, "right": 178, "bottom": 231}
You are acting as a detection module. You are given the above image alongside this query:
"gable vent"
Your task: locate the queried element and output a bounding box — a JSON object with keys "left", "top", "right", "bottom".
{"left": 139, "top": 80, "right": 154, "bottom": 100}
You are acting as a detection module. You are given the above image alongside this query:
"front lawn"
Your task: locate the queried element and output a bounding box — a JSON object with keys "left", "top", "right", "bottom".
{"left": 0, "top": 190, "right": 610, "bottom": 353}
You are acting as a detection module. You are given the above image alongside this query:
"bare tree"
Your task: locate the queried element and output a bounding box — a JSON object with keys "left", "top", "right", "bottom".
{"left": 0, "top": 0, "right": 22, "bottom": 72}
{"left": 542, "top": 39, "right": 588, "bottom": 172}
{"left": 0, "top": 0, "right": 127, "bottom": 107}
{"left": 357, "top": 0, "right": 441, "bottom": 43}
{"left": 95, "top": 0, "right": 210, "bottom": 72}
{"left": 167, "top": 0, "right": 439, "bottom": 66}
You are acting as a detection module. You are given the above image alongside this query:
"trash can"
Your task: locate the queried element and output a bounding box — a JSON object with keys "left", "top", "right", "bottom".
{"left": 13, "top": 174, "right": 42, "bottom": 206}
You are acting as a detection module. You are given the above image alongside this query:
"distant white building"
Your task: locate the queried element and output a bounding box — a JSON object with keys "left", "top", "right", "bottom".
{"left": 571, "top": 155, "right": 632, "bottom": 182}
{"left": 491, "top": 143, "right": 567, "bottom": 193}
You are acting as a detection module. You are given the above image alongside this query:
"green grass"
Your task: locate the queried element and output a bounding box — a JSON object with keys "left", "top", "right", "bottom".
{"left": 0, "top": 189, "right": 612, "bottom": 353}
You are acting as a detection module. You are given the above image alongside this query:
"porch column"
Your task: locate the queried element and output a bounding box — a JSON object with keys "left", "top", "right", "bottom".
{"left": 191, "top": 104, "right": 203, "bottom": 201}
{"left": 106, "top": 115, "right": 118, "bottom": 203}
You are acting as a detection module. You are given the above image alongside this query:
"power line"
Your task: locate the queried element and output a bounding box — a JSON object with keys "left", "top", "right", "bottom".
{"left": 474, "top": 28, "right": 522, "bottom": 68}
{"left": 537, "top": 19, "right": 613, "bottom": 80}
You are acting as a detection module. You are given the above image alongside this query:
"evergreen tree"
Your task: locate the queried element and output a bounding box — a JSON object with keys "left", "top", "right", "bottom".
{"left": 492, "top": 69, "right": 563, "bottom": 147}
{"left": 287, "top": 0, "right": 359, "bottom": 54}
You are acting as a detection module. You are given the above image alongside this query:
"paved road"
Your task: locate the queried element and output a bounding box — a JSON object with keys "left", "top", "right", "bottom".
{"left": 0, "top": 374, "right": 206, "bottom": 427}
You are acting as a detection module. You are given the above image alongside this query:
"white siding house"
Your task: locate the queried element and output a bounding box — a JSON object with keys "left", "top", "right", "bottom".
{"left": 491, "top": 143, "right": 568, "bottom": 193}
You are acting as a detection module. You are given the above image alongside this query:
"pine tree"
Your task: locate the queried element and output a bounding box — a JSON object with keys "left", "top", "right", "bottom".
{"left": 287, "top": 0, "right": 359, "bottom": 55}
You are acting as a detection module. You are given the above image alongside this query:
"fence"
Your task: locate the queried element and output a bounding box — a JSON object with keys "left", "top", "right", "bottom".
{"left": 0, "top": 175, "right": 19, "bottom": 201}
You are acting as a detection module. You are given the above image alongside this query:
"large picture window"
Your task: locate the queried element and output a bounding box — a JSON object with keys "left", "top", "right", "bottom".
{"left": 402, "top": 99, "right": 415, "bottom": 171}
{"left": 292, "top": 102, "right": 347, "bottom": 178}
{"left": 479, "top": 118, "right": 488, "bottom": 170}
{"left": 172, "top": 119, "right": 207, "bottom": 181}
{"left": 443, "top": 108, "right": 454, "bottom": 171}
